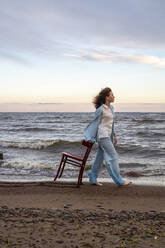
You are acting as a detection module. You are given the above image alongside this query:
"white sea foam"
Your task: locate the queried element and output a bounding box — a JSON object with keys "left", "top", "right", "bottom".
{"left": 4, "top": 160, "right": 56, "bottom": 170}
{"left": 0, "top": 139, "right": 74, "bottom": 150}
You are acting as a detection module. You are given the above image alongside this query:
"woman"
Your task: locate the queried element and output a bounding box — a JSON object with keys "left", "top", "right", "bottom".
{"left": 84, "top": 87, "right": 132, "bottom": 186}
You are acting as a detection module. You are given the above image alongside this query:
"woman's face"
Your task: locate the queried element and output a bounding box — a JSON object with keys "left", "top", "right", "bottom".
{"left": 107, "top": 91, "right": 115, "bottom": 103}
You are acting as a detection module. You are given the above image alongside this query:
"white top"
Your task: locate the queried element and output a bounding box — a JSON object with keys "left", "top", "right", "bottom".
{"left": 97, "top": 104, "right": 113, "bottom": 139}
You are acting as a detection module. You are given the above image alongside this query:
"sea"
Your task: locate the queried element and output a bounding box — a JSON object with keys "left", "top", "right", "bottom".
{"left": 0, "top": 112, "right": 164, "bottom": 186}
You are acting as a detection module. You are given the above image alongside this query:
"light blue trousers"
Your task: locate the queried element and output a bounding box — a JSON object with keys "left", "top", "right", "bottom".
{"left": 88, "top": 137, "right": 124, "bottom": 185}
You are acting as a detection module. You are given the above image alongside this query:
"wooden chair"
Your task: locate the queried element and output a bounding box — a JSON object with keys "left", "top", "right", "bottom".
{"left": 54, "top": 140, "right": 93, "bottom": 187}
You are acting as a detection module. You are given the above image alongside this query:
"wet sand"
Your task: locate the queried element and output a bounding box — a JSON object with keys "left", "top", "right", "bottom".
{"left": 0, "top": 181, "right": 165, "bottom": 247}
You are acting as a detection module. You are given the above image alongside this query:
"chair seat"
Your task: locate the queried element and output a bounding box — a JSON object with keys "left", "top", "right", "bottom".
{"left": 62, "top": 152, "right": 83, "bottom": 161}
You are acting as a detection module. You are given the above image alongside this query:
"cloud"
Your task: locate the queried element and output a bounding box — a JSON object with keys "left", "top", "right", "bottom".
{"left": 0, "top": 0, "right": 74, "bottom": 63}
{"left": 65, "top": 50, "right": 165, "bottom": 68}
{"left": 132, "top": 55, "right": 165, "bottom": 68}
{"left": 0, "top": 0, "right": 165, "bottom": 64}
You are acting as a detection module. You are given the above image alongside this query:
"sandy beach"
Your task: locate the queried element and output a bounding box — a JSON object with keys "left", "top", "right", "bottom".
{"left": 0, "top": 181, "right": 165, "bottom": 247}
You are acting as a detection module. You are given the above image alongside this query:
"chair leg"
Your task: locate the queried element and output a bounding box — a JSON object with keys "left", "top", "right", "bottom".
{"left": 54, "top": 154, "right": 64, "bottom": 181}
{"left": 59, "top": 157, "right": 67, "bottom": 178}
{"left": 77, "top": 165, "right": 85, "bottom": 187}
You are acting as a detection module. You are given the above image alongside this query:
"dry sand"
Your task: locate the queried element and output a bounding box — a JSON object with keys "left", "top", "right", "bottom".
{"left": 0, "top": 181, "right": 164, "bottom": 247}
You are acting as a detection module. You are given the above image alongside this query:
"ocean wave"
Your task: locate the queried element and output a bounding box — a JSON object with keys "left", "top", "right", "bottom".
{"left": 2, "top": 161, "right": 56, "bottom": 170}
{"left": 132, "top": 119, "right": 165, "bottom": 124}
{"left": 136, "top": 131, "right": 165, "bottom": 137}
{"left": 17, "top": 127, "right": 56, "bottom": 132}
{"left": 120, "top": 162, "right": 147, "bottom": 168}
{"left": 123, "top": 171, "right": 143, "bottom": 177}
{"left": 116, "top": 144, "right": 161, "bottom": 155}
{"left": 1, "top": 160, "right": 90, "bottom": 171}
{"left": 0, "top": 140, "right": 82, "bottom": 150}
{"left": 0, "top": 126, "right": 76, "bottom": 132}
{"left": 0, "top": 127, "right": 56, "bottom": 132}
{"left": 36, "top": 115, "right": 74, "bottom": 120}
{"left": 140, "top": 169, "right": 165, "bottom": 177}
{"left": 0, "top": 116, "right": 12, "bottom": 120}
{"left": 117, "top": 145, "right": 141, "bottom": 153}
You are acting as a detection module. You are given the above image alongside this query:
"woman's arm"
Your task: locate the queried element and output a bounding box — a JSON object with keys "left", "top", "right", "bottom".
{"left": 114, "top": 133, "right": 117, "bottom": 145}
{"left": 111, "top": 105, "right": 117, "bottom": 145}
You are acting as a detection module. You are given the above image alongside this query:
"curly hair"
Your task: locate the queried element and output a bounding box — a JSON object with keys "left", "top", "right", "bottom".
{"left": 93, "top": 87, "right": 111, "bottom": 109}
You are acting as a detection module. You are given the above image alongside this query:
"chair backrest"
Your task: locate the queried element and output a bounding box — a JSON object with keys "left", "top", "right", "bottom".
{"left": 81, "top": 140, "right": 94, "bottom": 163}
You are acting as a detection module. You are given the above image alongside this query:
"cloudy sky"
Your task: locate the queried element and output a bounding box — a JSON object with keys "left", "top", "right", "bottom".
{"left": 0, "top": 0, "right": 165, "bottom": 111}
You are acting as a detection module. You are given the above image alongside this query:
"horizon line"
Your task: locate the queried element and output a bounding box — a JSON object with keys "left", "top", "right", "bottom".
{"left": 0, "top": 102, "right": 165, "bottom": 105}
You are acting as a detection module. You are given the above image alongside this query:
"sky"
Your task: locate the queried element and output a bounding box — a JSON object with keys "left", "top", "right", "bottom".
{"left": 0, "top": 0, "right": 165, "bottom": 112}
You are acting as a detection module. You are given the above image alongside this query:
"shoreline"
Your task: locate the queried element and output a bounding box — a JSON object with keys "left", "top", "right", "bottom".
{"left": 0, "top": 181, "right": 164, "bottom": 211}
{"left": 0, "top": 176, "right": 164, "bottom": 187}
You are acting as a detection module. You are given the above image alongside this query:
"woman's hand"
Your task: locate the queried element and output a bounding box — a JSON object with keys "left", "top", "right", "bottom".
{"left": 114, "top": 134, "right": 117, "bottom": 145}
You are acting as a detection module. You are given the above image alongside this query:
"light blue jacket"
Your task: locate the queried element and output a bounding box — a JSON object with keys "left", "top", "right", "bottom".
{"left": 84, "top": 104, "right": 115, "bottom": 143}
